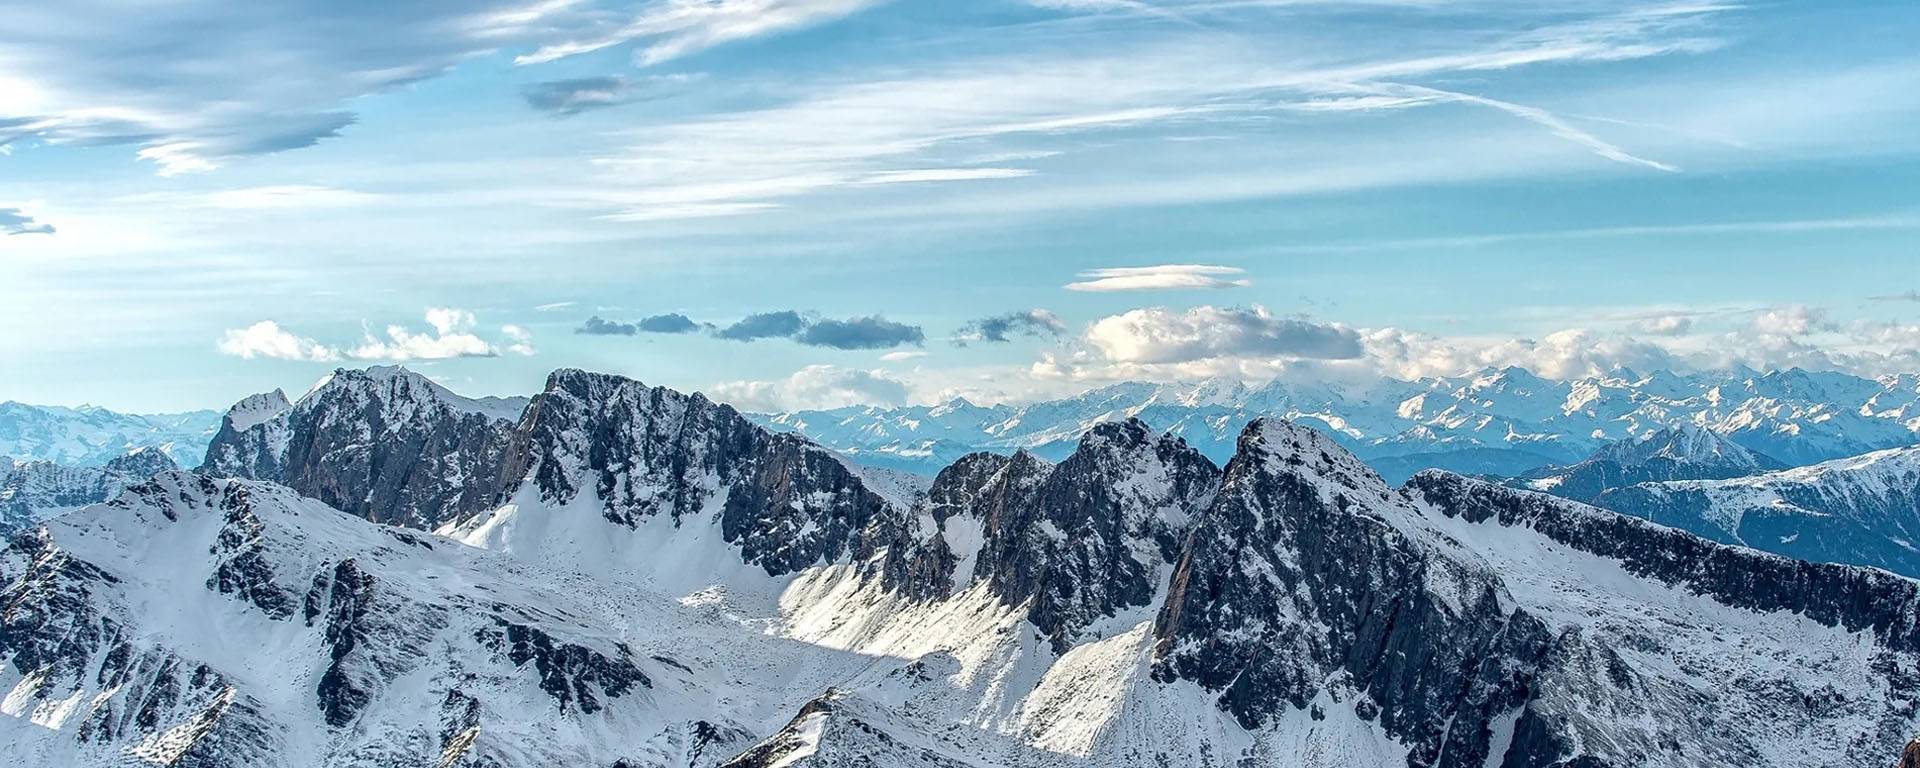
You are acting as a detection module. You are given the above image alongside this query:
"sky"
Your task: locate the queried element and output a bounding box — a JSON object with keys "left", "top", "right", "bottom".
{"left": 2, "top": 0, "right": 1919, "bottom": 413}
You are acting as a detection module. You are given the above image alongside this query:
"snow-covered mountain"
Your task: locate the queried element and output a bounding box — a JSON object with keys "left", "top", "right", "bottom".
{"left": 754, "top": 366, "right": 1920, "bottom": 480}
{"left": 1512, "top": 424, "right": 1786, "bottom": 503}
{"left": 1596, "top": 444, "right": 1920, "bottom": 578}
{"left": 0, "top": 448, "right": 178, "bottom": 536}
{"left": 0, "top": 401, "right": 221, "bottom": 466}
{"left": 7, "top": 365, "right": 1920, "bottom": 766}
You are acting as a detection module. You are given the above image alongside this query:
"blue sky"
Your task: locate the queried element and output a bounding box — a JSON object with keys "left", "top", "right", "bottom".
{"left": 2, "top": 0, "right": 1918, "bottom": 412}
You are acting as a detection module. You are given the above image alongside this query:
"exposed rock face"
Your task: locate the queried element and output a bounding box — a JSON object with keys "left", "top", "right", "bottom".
{"left": 199, "top": 367, "right": 525, "bottom": 529}
{"left": 1512, "top": 424, "right": 1785, "bottom": 504}
{"left": 1150, "top": 419, "right": 1529, "bottom": 767}
{"left": 1152, "top": 418, "right": 1920, "bottom": 767}
{"left": 1594, "top": 444, "right": 1920, "bottom": 577}
{"left": 899, "top": 419, "right": 1220, "bottom": 651}
{"left": 502, "top": 368, "right": 914, "bottom": 577}
{"left": 0, "top": 447, "right": 180, "bottom": 535}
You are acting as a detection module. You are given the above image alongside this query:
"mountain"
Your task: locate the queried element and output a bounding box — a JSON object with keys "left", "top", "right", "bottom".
{"left": 200, "top": 366, "right": 528, "bottom": 530}
{"left": 7, "top": 366, "right": 1920, "bottom": 766}
{"left": 0, "top": 401, "right": 221, "bottom": 466}
{"left": 1512, "top": 424, "right": 1787, "bottom": 503}
{"left": 753, "top": 366, "right": 1920, "bottom": 478}
{"left": 1596, "top": 444, "right": 1920, "bottom": 577}
{"left": 0, "top": 448, "right": 178, "bottom": 536}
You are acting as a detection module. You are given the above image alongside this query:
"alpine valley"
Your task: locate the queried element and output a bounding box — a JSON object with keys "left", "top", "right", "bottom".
{"left": 4, "top": 365, "right": 1920, "bottom": 768}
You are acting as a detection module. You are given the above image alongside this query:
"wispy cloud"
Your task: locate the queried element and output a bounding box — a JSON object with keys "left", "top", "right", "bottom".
{"left": 576, "top": 3, "right": 1730, "bottom": 222}
{"left": 515, "top": 0, "right": 885, "bottom": 67}
{"left": 1065, "top": 264, "right": 1249, "bottom": 292}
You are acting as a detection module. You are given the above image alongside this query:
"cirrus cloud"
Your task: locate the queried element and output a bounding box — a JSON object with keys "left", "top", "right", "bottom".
{"left": 1064, "top": 264, "right": 1250, "bottom": 292}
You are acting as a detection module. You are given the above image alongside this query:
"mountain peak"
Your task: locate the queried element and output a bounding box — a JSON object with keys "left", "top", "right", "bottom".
{"left": 1231, "top": 417, "right": 1389, "bottom": 499}
{"left": 223, "top": 389, "right": 291, "bottom": 431}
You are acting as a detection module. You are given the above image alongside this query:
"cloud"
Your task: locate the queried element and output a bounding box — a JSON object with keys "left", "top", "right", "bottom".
{"left": 715, "top": 310, "right": 809, "bottom": 341}
{"left": 578, "top": 312, "right": 706, "bottom": 335}
{"left": 1750, "top": 305, "right": 1834, "bottom": 336}
{"left": 880, "top": 350, "right": 927, "bottom": 361}
{"left": 575, "top": 2, "right": 1738, "bottom": 223}
{"left": 637, "top": 313, "right": 702, "bottom": 333}
{"left": 1065, "top": 265, "right": 1250, "bottom": 292}
{"left": 502, "top": 324, "right": 536, "bottom": 356}
{"left": 516, "top": 0, "right": 885, "bottom": 67}
{"left": 1632, "top": 313, "right": 1695, "bottom": 335}
{"left": 522, "top": 74, "right": 702, "bottom": 116}
{"left": 535, "top": 301, "right": 578, "bottom": 312}
{"left": 0, "top": 1, "right": 848, "bottom": 173}
{"left": 351, "top": 308, "right": 500, "bottom": 360}
{"left": 954, "top": 309, "right": 1066, "bottom": 345}
{"left": 0, "top": 207, "right": 53, "bottom": 236}
{"left": 216, "top": 321, "right": 341, "bottom": 362}
{"left": 794, "top": 316, "right": 925, "bottom": 350}
{"left": 1869, "top": 290, "right": 1920, "bottom": 303}
{"left": 576, "top": 316, "right": 638, "bottom": 335}
{"left": 709, "top": 364, "right": 911, "bottom": 412}
{"left": 1085, "top": 305, "right": 1363, "bottom": 364}
{"left": 218, "top": 308, "right": 518, "bottom": 363}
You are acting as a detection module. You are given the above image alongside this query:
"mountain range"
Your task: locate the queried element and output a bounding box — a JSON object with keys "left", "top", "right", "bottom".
{"left": 0, "top": 401, "right": 221, "bottom": 467}
{"left": 3, "top": 365, "right": 1918, "bottom": 767}
{"left": 755, "top": 366, "right": 1920, "bottom": 481}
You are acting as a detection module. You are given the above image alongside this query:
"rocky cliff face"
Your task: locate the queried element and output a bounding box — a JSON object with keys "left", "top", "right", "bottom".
{"left": 897, "top": 418, "right": 1220, "bottom": 651}
{"left": 199, "top": 367, "right": 525, "bottom": 529}
{"left": 1151, "top": 418, "right": 1920, "bottom": 767}
{"left": 491, "top": 368, "right": 915, "bottom": 578}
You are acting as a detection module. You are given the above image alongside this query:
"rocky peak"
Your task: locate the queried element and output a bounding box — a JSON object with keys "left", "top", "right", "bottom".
{"left": 222, "top": 389, "right": 291, "bottom": 432}
{"left": 200, "top": 366, "right": 521, "bottom": 530}
{"left": 503, "top": 368, "right": 914, "bottom": 577}
{"left": 1152, "top": 418, "right": 1522, "bottom": 764}
{"left": 900, "top": 418, "right": 1220, "bottom": 652}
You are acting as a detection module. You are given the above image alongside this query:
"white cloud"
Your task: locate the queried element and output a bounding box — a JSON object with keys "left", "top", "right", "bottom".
{"left": 1065, "top": 264, "right": 1250, "bottom": 292}
{"left": 1084, "top": 305, "right": 1363, "bottom": 364}
{"left": 516, "top": 0, "right": 884, "bottom": 67}
{"left": 880, "top": 350, "right": 927, "bottom": 361}
{"left": 502, "top": 324, "right": 537, "bottom": 356}
{"left": 217, "top": 321, "right": 341, "bottom": 362}
{"left": 855, "top": 168, "right": 1035, "bottom": 184}
{"left": 217, "top": 309, "right": 524, "bottom": 363}
{"left": 1749, "top": 305, "right": 1833, "bottom": 336}
{"left": 1632, "top": 313, "right": 1695, "bottom": 335}
{"left": 709, "top": 364, "right": 910, "bottom": 412}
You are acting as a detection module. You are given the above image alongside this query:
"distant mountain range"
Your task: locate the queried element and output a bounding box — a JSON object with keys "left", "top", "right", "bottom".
{"left": 5, "top": 364, "right": 1916, "bottom": 767}
{"left": 754, "top": 366, "right": 1920, "bottom": 481}
{"left": 0, "top": 400, "right": 221, "bottom": 466}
